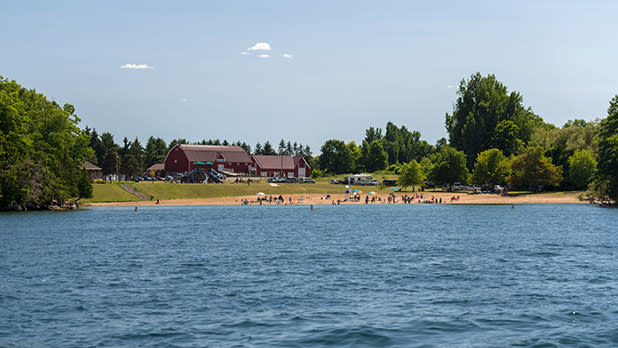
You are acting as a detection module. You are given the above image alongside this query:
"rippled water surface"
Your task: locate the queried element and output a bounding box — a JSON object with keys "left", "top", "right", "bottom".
{"left": 2, "top": 204, "right": 618, "bottom": 347}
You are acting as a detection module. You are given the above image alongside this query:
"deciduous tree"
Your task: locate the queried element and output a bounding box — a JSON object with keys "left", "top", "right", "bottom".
{"left": 445, "top": 73, "right": 537, "bottom": 167}
{"left": 508, "top": 147, "right": 563, "bottom": 189}
{"left": 568, "top": 149, "right": 597, "bottom": 189}
{"left": 399, "top": 160, "right": 425, "bottom": 190}
{"left": 428, "top": 146, "right": 469, "bottom": 185}
{"left": 471, "top": 148, "right": 510, "bottom": 185}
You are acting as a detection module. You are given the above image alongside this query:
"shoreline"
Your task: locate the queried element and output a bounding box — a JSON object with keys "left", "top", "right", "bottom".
{"left": 85, "top": 192, "right": 586, "bottom": 207}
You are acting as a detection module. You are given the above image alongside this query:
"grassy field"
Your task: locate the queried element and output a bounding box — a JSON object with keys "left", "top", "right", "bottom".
{"left": 84, "top": 183, "right": 139, "bottom": 203}
{"left": 83, "top": 179, "right": 404, "bottom": 202}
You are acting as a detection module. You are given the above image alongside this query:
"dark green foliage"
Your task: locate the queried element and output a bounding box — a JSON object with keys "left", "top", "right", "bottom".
{"left": 596, "top": 96, "right": 618, "bottom": 202}
{"left": 77, "top": 169, "right": 93, "bottom": 198}
{"left": 428, "top": 146, "right": 470, "bottom": 185}
{"left": 0, "top": 76, "right": 93, "bottom": 209}
{"left": 167, "top": 138, "right": 188, "bottom": 152}
{"left": 319, "top": 139, "right": 354, "bottom": 174}
{"left": 446, "top": 73, "right": 537, "bottom": 168}
{"left": 369, "top": 122, "right": 435, "bottom": 165}
{"left": 508, "top": 147, "right": 563, "bottom": 189}
{"left": 144, "top": 136, "right": 167, "bottom": 168}
{"left": 364, "top": 140, "right": 388, "bottom": 172}
{"left": 260, "top": 141, "right": 277, "bottom": 155}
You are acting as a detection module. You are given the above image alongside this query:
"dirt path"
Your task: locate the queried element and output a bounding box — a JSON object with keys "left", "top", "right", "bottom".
{"left": 120, "top": 183, "right": 149, "bottom": 201}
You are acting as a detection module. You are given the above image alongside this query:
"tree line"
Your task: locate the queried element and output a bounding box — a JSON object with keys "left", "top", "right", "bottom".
{"left": 313, "top": 73, "right": 617, "bottom": 204}
{"left": 2, "top": 73, "right": 618, "bottom": 209}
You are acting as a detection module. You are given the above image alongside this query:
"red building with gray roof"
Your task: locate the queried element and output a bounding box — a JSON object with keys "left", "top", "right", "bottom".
{"left": 164, "top": 144, "right": 252, "bottom": 175}
{"left": 251, "top": 155, "right": 311, "bottom": 178}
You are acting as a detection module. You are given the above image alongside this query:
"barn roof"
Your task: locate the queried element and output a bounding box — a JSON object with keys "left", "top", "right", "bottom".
{"left": 176, "top": 144, "right": 251, "bottom": 163}
{"left": 147, "top": 163, "right": 165, "bottom": 171}
{"left": 81, "top": 160, "right": 102, "bottom": 171}
{"left": 252, "top": 155, "right": 310, "bottom": 170}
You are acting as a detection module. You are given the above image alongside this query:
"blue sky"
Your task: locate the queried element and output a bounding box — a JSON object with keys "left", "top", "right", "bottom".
{"left": 2, "top": 1, "right": 617, "bottom": 153}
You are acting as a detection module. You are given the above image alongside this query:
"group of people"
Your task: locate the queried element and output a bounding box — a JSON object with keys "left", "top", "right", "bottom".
{"left": 250, "top": 194, "right": 295, "bottom": 205}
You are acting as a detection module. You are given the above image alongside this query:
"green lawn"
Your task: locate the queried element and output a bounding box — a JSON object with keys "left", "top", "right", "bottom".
{"left": 82, "top": 183, "right": 139, "bottom": 203}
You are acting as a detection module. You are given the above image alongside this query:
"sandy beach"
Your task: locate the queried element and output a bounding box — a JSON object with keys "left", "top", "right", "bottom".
{"left": 86, "top": 191, "right": 585, "bottom": 207}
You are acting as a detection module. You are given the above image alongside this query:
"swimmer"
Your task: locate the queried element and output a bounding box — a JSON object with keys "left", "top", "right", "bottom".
{"left": 134, "top": 206, "right": 138, "bottom": 212}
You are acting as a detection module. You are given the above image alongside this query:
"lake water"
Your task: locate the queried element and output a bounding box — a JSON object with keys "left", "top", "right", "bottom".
{"left": 1, "top": 204, "right": 618, "bottom": 347}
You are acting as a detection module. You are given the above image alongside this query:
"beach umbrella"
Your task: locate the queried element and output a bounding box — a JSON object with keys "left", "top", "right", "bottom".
{"left": 352, "top": 189, "right": 359, "bottom": 192}
{"left": 391, "top": 188, "right": 399, "bottom": 191}
{"left": 205, "top": 161, "right": 213, "bottom": 165}
{"left": 368, "top": 191, "right": 376, "bottom": 195}
{"left": 256, "top": 192, "right": 265, "bottom": 196}
{"left": 344, "top": 185, "right": 351, "bottom": 189}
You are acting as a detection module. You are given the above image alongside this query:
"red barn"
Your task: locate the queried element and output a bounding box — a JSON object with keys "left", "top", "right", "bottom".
{"left": 251, "top": 155, "right": 312, "bottom": 178}
{"left": 164, "top": 144, "right": 252, "bottom": 175}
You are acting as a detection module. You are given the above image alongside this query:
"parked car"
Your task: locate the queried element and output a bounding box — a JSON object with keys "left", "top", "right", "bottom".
{"left": 424, "top": 182, "right": 434, "bottom": 188}
{"left": 383, "top": 179, "right": 397, "bottom": 186}
{"left": 300, "top": 177, "right": 315, "bottom": 183}
{"left": 481, "top": 184, "right": 492, "bottom": 192}
{"left": 452, "top": 182, "right": 463, "bottom": 190}
{"left": 285, "top": 177, "right": 298, "bottom": 183}
{"left": 155, "top": 176, "right": 165, "bottom": 181}
{"left": 165, "top": 175, "right": 174, "bottom": 181}
{"left": 267, "top": 176, "right": 280, "bottom": 183}
{"left": 330, "top": 179, "right": 341, "bottom": 184}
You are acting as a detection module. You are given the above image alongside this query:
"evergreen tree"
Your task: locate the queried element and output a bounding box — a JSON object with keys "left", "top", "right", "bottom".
{"left": 262, "top": 141, "right": 277, "bottom": 155}
{"left": 278, "top": 139, "right": 286, "bottom": 155}
{"left": 144, "top": 136, "right": 167, "bottom": 168}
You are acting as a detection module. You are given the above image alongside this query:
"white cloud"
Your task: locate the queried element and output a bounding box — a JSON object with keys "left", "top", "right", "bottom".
{"left": 282, "top": 53, "right": 294, "bottom": 59}
{"left": 257, "top": 54, "right": 271, "bottom": 59}
{"left": 240, "top": 51, "right": 250, "bottom": 55}
{"left": 120, "top": 63, "right": 153, "bottom": 70}
{"left": 248, "top": 42, "right": 272, "bottom": 51}
{"left": 447, "top": 85, "right": 457, "bottom": 89}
